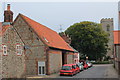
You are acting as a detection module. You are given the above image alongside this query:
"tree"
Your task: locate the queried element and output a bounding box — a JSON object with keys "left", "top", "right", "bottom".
{"left": 65, "top": 21, "right": 109, "bottom": 60}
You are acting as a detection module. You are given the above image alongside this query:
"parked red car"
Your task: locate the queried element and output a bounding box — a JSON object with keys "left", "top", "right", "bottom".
{"left": 79, "top": 60, "right": 88, "bottom": 69}
{"left": 60, "top": 64, "right": 80, "bottom": 76}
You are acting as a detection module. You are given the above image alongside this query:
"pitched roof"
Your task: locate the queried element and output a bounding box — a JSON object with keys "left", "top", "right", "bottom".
{"left": 19, "top": 14, "right": 74, "bottom": 52}
{"left": 114, "top": 30, "right": 120, "bottom": 44}
{"left": 0, "top": 22, "right": 11, "bottom": 36}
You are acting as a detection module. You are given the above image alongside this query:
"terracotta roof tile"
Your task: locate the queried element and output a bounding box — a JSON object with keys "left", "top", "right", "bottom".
{"left": 0, "top": 22, "right": 11, "bottom": 36}
{"left": 114, "top": 30, "right": 120, "bottom": 44}
{"left": 20, "top": 14, "right": 74, "bottom": 52}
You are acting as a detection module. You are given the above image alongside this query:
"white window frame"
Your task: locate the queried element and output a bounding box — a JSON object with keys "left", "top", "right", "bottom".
{"left": 16, "top": 44, "right": 22, "bottom": 55}
{"left": 38, "top": 61, "right": 45, "bottom": 75}
{"left": 3, "top": 45, "right": 7, "bottom": 55}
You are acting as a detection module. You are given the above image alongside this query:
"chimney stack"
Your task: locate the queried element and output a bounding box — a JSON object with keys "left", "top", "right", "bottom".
{"left": 4, "top": 4, "right": 13, "bottom": 23}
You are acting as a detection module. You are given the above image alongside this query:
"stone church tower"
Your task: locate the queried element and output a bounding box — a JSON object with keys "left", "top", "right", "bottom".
{"left": 100, "top": 18, "right": 114, "bottom": 58}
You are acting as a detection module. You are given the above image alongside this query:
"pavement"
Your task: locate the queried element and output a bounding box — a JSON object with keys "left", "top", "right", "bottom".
{"left": 27, "top": 73, "right": 59, "bottom": 78}
{"left": 27, "top": 64, "right": 118, "bottom": 78}
{"left": 104, "top": 64, "right": 118, "bottom": 78}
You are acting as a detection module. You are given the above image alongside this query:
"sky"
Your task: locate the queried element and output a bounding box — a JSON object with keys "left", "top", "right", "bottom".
{"left": 0, "top": 0, "right": 119, "bottom": 32}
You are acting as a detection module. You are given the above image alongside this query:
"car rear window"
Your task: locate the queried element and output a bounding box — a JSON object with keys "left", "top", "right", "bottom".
{"left": 62, "top": 66, "right": 72, "bottom": 70}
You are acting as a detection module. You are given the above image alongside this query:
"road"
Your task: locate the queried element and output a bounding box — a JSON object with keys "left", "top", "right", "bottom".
{"left": 57, "top": 64, "right": 118, "bottom": 78}
{"left": 27, "top": 64, "right": 118, "bottom": 78}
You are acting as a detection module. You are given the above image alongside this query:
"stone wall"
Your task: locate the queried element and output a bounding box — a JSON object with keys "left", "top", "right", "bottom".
{"left": 0, "top": 36, "right": 2, "bottom": 79}
{"left": 13, "top": 16, "right": 46, "bottom": 75}
{"left": 116, "top": 45, "right": 120, "bottom": 60}
{"left": 2, "top": 25, "right": 25, "bottom": 78}
{"left": 114, "top": 45, "right": 120, "bottom": 75}
{"left": 115, "top": 61, "right": 118, "bottom": 71}
{"left": 67, "top": 53, "right": 74, "bottom": 64}
{"left": 49, "top": 49, "right": 62, "bottom": 74}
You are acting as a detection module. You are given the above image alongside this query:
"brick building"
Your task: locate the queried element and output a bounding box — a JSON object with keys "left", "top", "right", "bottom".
{"left": 0, "top": 4, "right": 77, "bottom": 78}
{"left": 114, "top": 30, "right": 120, "bottom": 75}
{"left": 113, "top": 3, "right": 120, "bottom": 74}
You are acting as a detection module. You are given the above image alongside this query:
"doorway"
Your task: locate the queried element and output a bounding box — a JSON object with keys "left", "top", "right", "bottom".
{"left": 62, "top": 52, "right": 67, "bottom": 65}
{"left": 38, "top": 61, "right": 45, "bottom": 75}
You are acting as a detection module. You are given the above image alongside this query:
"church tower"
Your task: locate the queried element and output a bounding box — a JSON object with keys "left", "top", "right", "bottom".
{"left": 100, "top": 18, "right": 114, "bottom": 59}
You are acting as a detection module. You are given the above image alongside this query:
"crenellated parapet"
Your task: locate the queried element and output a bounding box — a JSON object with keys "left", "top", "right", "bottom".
{"left": 100, "top": 18, "right": 113, "bottom": 23}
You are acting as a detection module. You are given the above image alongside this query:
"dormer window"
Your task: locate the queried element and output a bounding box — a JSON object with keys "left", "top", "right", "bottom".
{"left": 16, "top": 44, "right": 22, "bottom": 55}
{"left": 3, "top": 45, "right": 7, "bottom": 55}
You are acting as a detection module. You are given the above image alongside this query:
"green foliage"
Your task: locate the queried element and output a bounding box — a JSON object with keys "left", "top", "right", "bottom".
{"left": 59, "top": 32, "right": 64, "bottom": 36}
{"left": 65, "top": 21, "right": 109, "bottom": 60}
{"left": 104, "top": 56, "right": 111, "bottom": 61}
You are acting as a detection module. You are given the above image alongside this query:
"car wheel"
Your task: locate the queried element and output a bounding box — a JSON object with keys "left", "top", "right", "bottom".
{"left": 71, "top": 72, "right": 74, "bottom": 76}
{"left": 73, "top": 72, "right": 75, "bottom": 75}
{"left": 71, "top": 74, "right": 73, "bottom": 77}
{"left": 60, "top": 74, "right": 62, "bottom": 76}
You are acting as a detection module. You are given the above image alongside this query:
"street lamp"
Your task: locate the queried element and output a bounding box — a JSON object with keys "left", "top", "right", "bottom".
{"left": 86, "top": 56, "right": 88, "bottom": 60}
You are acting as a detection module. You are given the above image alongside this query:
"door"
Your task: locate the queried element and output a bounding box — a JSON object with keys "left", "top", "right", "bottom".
{"left": 62, "top": 52, "right": 67, "bottom": 65}
{"left": 38, "top": 61, "right": 45, "bottom": 75}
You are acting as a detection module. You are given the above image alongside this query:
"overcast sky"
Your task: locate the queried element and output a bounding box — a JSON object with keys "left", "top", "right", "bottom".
{"left": 0, "top": 1, "right": 119, "bottom": 32}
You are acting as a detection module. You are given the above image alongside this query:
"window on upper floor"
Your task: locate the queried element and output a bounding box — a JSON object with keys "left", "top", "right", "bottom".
{"left": 16, "top": 44, "right": 22, "bottom": 55}
{"left": 106, "top": 24, "right": 110, "bottom": 31}
{"left": 2, "top": 45, "right": 7, "bottom": 55}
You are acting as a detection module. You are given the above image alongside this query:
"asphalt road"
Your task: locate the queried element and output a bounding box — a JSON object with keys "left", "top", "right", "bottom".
{"left": 57, "top": 64, "right": 118, "bottom": 78}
